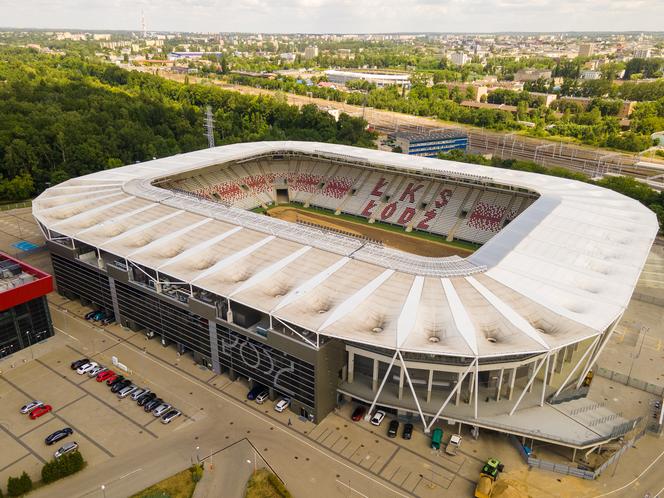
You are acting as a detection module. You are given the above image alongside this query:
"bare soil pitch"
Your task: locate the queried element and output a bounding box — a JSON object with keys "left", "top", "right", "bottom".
{"left": 266, "top": 206, "right": 472, "bottom": 258}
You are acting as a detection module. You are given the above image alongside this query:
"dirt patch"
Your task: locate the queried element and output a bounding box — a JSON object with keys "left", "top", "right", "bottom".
{"left": 266, "top": 206, "right": 472, "bottom": 258}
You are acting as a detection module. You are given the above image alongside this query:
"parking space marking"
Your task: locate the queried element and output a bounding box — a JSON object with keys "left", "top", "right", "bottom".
{"left": 35, "top": 359, "right": 158, "bottom": 440}
{"left": 0, "top": 453, "right": 31, "bottom": 473}
{"left": 377, "top": 447, "right": 400, "bottom": 474}
{"left": 0, "top": 374, "right": 115, "bottom": 459}
{"left": 0, "top": 420, "right": 46, "bottom": 464}
{"left": 54, "top": 393, "right": 88, "bottom": 414}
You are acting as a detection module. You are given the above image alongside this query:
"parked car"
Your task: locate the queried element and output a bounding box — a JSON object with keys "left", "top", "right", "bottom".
{"left": 370, "top": 410, "right": 386, "bottom": 426}
{"left": 402, "top": 423, "right": 413, "bottom": 440}
{"left": 118, "top": 385, "right": 138, "bottom": 398}
{"left": 111, "top": 379, "right": 131, "bottom": 394}
{"left": 84, "top": 311, "right": 97, "bottom": 320}
{"left": 161, "top": 409, "right": 181, "bottom": 424}
{"left": 351, "top": 406, "right": 367, "bottom": 421}
{"left": 87, "top": 365, "right": 106, "bottom": 377}
{"left": 30, "top": 405, "right": 53, "bottom": 419}
{"left": 255, "top": 390, "right": 269, "bottom": 404}
{"left": 246, "top": 385, "right": 265, "bottom": 400}
{"left": 96, "top": 370, "right": 115, "bottom": 382}
{"left": 137, "top": 392, "right": 157, "bottom": 407}
{"left": 76, "top": 362, "right": 97, "bottom": 375}
{"left": 388, "top": 420, "right": 399, "bottom": 438}
{"left": 152, "top": 403, "right": 171, "bottom": 417}
{"left": 131, "top": 388, "right": 149, "bottom": 401}
{"left": 274, "top": 398, "right": 291, "bottom": 413}
{"left": 101, "top": 315, "right": 115, "bottom": 326}
{"left": 108, "top": 375, "right": 125, "bottom": 387}
{"left": 144, "top": 398, "right": 163, "bottom": 412}
{"left": 54, "top": 441, "right": 78, "bottom": 459}
{"left": 91, "top": 311, "right": 105, "bottom": 321}
{"left": 45, "top": 428, "right": 73, "bottom": 446}
{"left": 20, "top": 401, "right": 43, "bottom": 414}
{"left": 70, "top": 358, "right": 89, "bottom": 370}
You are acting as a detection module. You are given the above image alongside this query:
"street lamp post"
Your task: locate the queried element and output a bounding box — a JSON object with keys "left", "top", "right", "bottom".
{"left": 196, "top": 445, "right": 200, "bottom": 464}
{"left": 25, "top": 330, "right": 34, "bottom": 360}
{"left": 101, "top": 484, "right": 106, "bottom": 498}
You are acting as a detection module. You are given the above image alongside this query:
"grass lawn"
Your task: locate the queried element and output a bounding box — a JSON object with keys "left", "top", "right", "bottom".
{"left": 130, "top": 466, "right": 202, "bottom": 498}
{"left": 244, "top": 469, "right": 291, "bottom": 498}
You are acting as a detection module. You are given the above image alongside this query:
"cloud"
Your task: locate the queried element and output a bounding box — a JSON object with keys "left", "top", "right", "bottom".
{"left": 0, "top": 0, "right": 661, "bottom": 32}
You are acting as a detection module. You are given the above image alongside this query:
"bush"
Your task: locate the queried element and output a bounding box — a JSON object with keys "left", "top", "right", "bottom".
{"left": 6, "top": 472, "right": 32, "bottom": 497}
{"left": 267, "top": 473, "right": 292, "bottom": 498}
{"left": 190, "top": 464, "right": 203, "bottom": 483}
{"left": 42, "top": 451, "right": 86, "bottom": 484}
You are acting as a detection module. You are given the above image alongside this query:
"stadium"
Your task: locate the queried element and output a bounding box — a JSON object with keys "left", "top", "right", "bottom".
{"left": 32, "top": 141, "right": 658, "bottom": 450}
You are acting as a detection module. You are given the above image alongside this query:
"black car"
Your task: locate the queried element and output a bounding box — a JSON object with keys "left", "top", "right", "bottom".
{"left": 84, "top": 311, "right": 97, "bottom": 320}
{"left": 101, "top": 316, "right": 115, "bottom": 326}
{"left": 137, "top": 392, "right": 156, "bottom": 407}
{"left": 111, "top": 379, "right": 131, "bottom": 394}
{"left": 402, "top": 423, "right": 413, "bottom": 440}
{"left": 45, "top": 427, "right": 73, "bottom": 446}
{"left": 388, "top": 420, "right": 399, "bottom": 438}
{"left": 70, "top": 358, "right": 89, "bottom": 370}
{"left": 108, "top": 375, "right": 125, "bottom": 387}
{"left": 246, "top": 385, "right": 265, "bottom": 400}
{"left": 144, "top": 398, "right": 163, "bottom": 412}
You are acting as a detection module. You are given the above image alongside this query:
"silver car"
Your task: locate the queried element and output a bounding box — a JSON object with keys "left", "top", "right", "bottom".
{"left": 54, "top": 441, "right": 78, "bottom": 458}
{"left": 152, "top": 403, "right": 171, "bottom": 417}
{"left": 161, "top": 409, "right": 181, "bottom": 424}
{"left": 117, "top": 385, "right": 138, "bottom": 398}
{"left": 130, "top": 388, "right": 150, "bottom": 401}
{"left": 20, "top": 400, "right": 43, "bottom": 414}
{"left": 87, "top": 365, "right": 106, "bottom": 377}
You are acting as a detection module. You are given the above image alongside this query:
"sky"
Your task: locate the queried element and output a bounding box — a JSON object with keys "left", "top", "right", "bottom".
{"left": 0, "top": 0, "right": 662, "bottom": 33}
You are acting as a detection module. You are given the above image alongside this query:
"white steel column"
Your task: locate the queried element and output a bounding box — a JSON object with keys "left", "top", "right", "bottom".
{"left": 553, "top": 335, "right": 600, "bottom": 397}
{"left": 426, "top": 370, "right": 433, "bottom": 403}
{"left": 576, "top": 315, "right": 622, "bottom": 389}
{"left": 541, "top": 354, "right": 550, "bottom": 406}
{"left": 365, "top": 351, "right": 399, "bottom": 421}
{"left": 372, "top": 359, "right": 379, "bottom": 392}
{"left": 509, "top": 353, "right": 550, "bottom": 416}
{"left": 455, "top": 372, "right": 462, "bottom": 406}
{"left": 474, "top": 359, "right": 479, "bottom": 419}
{"left": 397, "top": 351, "right": 427, "bottom": 430}
{"left": 496, "top": 368, "right": 504, "bottom": 402}
{"left": 425, "top": 358, "right": 477, "bottom": 433}
{"left": 508, "top": 368, "right": 516, "bottom": 400}
{"left": 398, "top": 366, "right": 405, "bottom": 400}
{"left": 348, "top": 351, "right": 354, "bottom": 384}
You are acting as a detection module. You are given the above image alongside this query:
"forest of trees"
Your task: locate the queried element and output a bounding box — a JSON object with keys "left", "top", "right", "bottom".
{"left": 0, "top": 47, "right": 376, "bottom": 202}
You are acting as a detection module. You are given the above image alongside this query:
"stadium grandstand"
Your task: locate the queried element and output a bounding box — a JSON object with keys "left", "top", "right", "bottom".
{"left": 32, "top": 142, "right": 658, "bottom": 450}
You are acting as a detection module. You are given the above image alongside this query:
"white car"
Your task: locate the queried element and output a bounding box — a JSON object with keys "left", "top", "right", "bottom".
{"left": 255, "top": 390, "right": 269, "bottom": 404}
{"left": 54, "top": 441, "right": 78, "bottom": 459}
{"left": 274, "top": 398, "right": 291, "bottom": 413}
{"left": 20, "top": 401, "right": 44, "bottom": 414}
{"left": 87, "top": 365, "right": 106, "bottom": 377}
{"left": 370, "top": 410, "right": 386, "bottom": 426}
{"left": 76, "top": 362, "right": 97, "bottom": 375}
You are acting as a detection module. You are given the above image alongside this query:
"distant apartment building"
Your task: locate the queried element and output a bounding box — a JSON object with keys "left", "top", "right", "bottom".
{"left": 578, "top": 43, "right": 594, "bottom": 57}
{"left": 303, "top": 46, "right": 319, "bottom": 60}
{"left": 93, "top": 33, "right": 112, "bottom": 41}
{"left": 514, "top": 68, "right": 552, "bottom": 82}
{"left": 634, "top": 48, "right": 652, "bottom": 59}
{"left": 337, "top": 49, "right": 354, "bottom": 60}
{"left": 389, "top": 131, "right": 468, "bottom": 158}
{"left": 449, "top": 52, "right": 470, "bottom": 66}
{"left": 280, "top": 52, "right": 297, "bottom": 62}
{"left": 580, "top": 70, "right": 602, "bottom": 80}
{"left": 325, "top": 70, "right": 411, "bottom": 88}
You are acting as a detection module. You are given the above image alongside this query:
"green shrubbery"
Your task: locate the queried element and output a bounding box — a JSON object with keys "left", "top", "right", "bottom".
{"left": 41, "top": 450, "right": 86, "bottom": 484}
{"left": 6, "top": 472, "right": 32, "bottom": 497}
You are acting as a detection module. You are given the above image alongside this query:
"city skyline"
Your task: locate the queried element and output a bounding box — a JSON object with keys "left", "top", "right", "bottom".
{"left": 1, "top": 0, "right": 663, "bottom": 34}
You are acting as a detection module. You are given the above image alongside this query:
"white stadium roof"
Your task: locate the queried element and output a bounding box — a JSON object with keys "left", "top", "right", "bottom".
{"left": 33, "top": 141, "right": 659, "bottom": 358}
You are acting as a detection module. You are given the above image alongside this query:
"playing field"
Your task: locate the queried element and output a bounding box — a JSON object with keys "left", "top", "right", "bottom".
{"left": 266, "top": 206, "right": 474, "bottom": 258}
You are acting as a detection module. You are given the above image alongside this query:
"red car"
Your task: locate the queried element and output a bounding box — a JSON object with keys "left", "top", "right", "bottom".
{"left": 29, "top": 405, "right": 52, "bottom": 419}
{"left": 96, "top": 370, "right": 116, "bottom": 382}
{"left": 351, "top": 406, "right": 367, "bottom": 421}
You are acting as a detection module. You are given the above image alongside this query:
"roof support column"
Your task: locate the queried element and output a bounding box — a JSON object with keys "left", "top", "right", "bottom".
{"left": 425, "top": 358, "right": 477, "bottom": 433}
{"left": 509, "top": 352, "right": 550, "bottom": 416}
{"left": 397, "top": 351, "right": 427, "bottom": 430}
{"left": 426, "top": 370, "right": 433, "bottom": 404}
{"left": 553, "top": 335, "right": 600, "bottom": 397}
{"left": 496, "top": 368, "right": 504, "bottom": 402}
{"left": 508, "top": 367, "right": 516, "bottom": 400}
{"left": 372, "top": 358, "right": 379, "bottom": 392}
{"left": 455, "top": 372, "right": 462, "bottom": 406}
{"left": 398, "top": 365, "right": 405, "bottom": 400}
{"left": 540, "top": 354, "right": 550, "bottom": 407}
{"left": 474, "top": 359, "right": 479, "bottom": 419}
{"left": 468, "top": 370, "right": 475, "bottom": 405}
{"left": 365, "top": 351, "right": 399, "bottom": 422}
{"left": 347, "top": 350, "right": 354, "bottom": 384}
{"left": 576, "top": 314, "right": 622, "bottom": 389}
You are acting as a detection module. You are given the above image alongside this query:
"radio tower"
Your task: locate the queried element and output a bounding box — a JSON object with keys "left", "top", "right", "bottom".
{"left": 204, "top": 106, "right": 215, "bottom": 148}
{"left": 141, "top": 9, "right": 147, "bottom": 38}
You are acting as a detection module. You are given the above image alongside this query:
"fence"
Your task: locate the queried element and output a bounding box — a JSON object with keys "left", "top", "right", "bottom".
{"left": 510, "top": 425, "right": 647, "bottom": 480}
{"left": 0, "top": 200, "right": 32, "bottom": 212}
{"left": 595, "top": 366, "right": 664, "bottom": 397}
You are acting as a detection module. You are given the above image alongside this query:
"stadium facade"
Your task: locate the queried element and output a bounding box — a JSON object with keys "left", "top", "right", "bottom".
{"left": 33, "top": 142, "right": 658, "bottom": 448}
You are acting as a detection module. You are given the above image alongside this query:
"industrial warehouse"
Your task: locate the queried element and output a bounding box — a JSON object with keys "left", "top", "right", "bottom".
{"left": 32, "top": 141, "right": 658, "bottom": 452}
